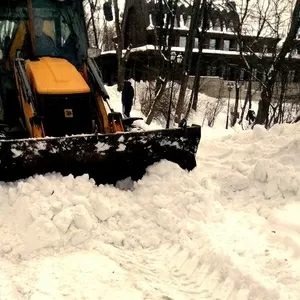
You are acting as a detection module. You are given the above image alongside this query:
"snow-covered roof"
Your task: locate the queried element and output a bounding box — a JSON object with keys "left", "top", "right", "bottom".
{"left": 144, "top": 0, "right": 293, "bottom": 39}
{"left": 100, "top": 44, "right": 300, "bottom": 60}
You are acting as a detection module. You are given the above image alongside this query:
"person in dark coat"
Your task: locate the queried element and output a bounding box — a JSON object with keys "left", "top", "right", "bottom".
{"left": 121, "top": 80, "right": 134, "bottom": 117}
{"left": 246, "top": 109, "right": 256, "bottom": 125}
{"left": 35, "top": 17, "right": 58, "bottom": 57}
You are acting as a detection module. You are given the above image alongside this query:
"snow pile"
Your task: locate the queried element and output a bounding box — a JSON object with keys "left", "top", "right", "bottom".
{"left": 1, "top": 121, "right": 300, "bottom": 298}
{"left": 0, "top": 162, "right": 222, "bottom": 261}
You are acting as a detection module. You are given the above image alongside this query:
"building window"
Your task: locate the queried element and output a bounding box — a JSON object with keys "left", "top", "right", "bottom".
{"left": 240, "top": 69, "right": 245, "bottom": 81}
{"left": 174, "top": 16, "right": 179, "bottom": 27}
{"left": 179, "top": 14, "right": 185, "bottom": 28}
{"left": 149, "top": 14, "right": 153, "bottom": 26}
{"left": 207, "top": 65, "right": 217, "bottom": 76}
{"left": 194, "top": 38, "right": 199, "bottom": 48}
{"left": 179, "top": 36, "right": 186, "bottom": 47}
{"left": 288, "top": 70, "right": 295, "bottom": 83}
{"left": 164, "top": 14, "right": 167, "bottom": 26}
{"left": 212, "top": 66, "right": 217, "bottom": 76}
{"left": 185, "top": 15, "right": 191, "bottom": 27}
{"left": 227, "top": 21, "right": 234, "bottom": 32}
{"left": 221, "top": 66, "right": 226, "bottom": 78}
{"left": 224, "top": 40, "right": 230, "bottom": 51}
{"left": 209, "top": 39, "right": 216, "bottom": 49}
{"left": 226, "top": 67, "right": 231, "bottom": 80}
{"left": 213, "top": 19, "right": 221, "bottom": 31}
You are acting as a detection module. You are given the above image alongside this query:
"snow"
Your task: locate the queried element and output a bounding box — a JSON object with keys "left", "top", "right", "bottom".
{"left": 95, "top": 142, "right": 110, "bottom": 152}
{"left": 101, "top": 44, "right": 300, "bottom": 60}
{"left": 11, "top": 147, "right": 22, "bottom": 158}
{"left": 1, "top": 84, "right": 300, "bottom": 299}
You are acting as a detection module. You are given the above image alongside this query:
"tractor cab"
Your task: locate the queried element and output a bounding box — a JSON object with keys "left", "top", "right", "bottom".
{"left": 0, "top": 0, "right": 89, "bottom": 68}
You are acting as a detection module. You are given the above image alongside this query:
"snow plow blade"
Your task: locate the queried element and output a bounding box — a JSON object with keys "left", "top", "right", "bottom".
{"left": 0, "top": 125, "right": 201, "bottom": 185}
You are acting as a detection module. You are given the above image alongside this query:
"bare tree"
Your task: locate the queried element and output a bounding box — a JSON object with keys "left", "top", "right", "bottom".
{"left": 185, "top": 0, "right": 210, "bottom": 119}
{"left": 83, "top": 0, "right": 116, "bottom": 52}
{"left": 222, "top": 0, "right": 299, "bottom": 127}
{"left": 255, "top": 0, "right": 300, "bottom": 126}
{"left": 112, "top": 0, "right": 132, "bottom": 91}
{"left": 223, "top": 0, "right": 274, "bottom": 125}
{"left": 206, "top": 82, "right": 226, "bottom": 127}
{"left": 145, "top": 0, "right": 179, "bottom": 125}
{"left": 140, "top": 81, "right": 182, "bottom": 125}
{"left": 84, "top": 0, "right": 101, "bottom": 48}
{"left": 88, "top": 0, "right": 100, "bottom": 47}
{"left": 174, "top": 0, "right": 203, "bottom": 123}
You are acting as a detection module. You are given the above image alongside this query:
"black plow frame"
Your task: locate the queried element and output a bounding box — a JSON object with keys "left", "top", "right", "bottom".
{"left": 0, "top": 125, "right": 201, "bottom": 185}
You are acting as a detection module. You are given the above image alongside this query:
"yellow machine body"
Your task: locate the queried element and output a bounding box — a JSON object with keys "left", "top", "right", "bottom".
{"left": 25, "top": 57, "right": 90, "bottom": 95}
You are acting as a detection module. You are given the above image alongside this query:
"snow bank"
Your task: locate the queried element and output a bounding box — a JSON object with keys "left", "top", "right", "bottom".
{"left": 0, "top": 161, "right": 222, "bottom": 260}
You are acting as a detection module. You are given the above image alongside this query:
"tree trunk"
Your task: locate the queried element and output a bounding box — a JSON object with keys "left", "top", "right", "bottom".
{"left": 278, "top": 68, "right": 288, "bottom": 124}
{"left": 185, "top": 85, "right": 195, "bottom": 120}
{"left": 118, "top": 59, "right": 126, "bottom": 92}
{"left": 269, "top": 104, "right": 278, "bottom": 125}
{"left": 174, "top": 0, "right": 202, "bottom": 123}
{"left": 113, "top": 0, "right": 125, "bottom": 91}
{"left": 191, "top": 76, "right": 200, "bottom": 111}
{"left": 239, "top": 76, "right": 252, "bottom": 124}
{"left": 88, "top": 0, "right": 99, "bottom": 48}
{"left": 248, "top": 83, "right": 252, "bottom": 109}
{"left": 231, "top": 84, "right": 240, "bottom": 127}
{"left": 191, "top": 0, "right": 207, "bottom": 112}
{"left": 175, "top": 77, "right": 188, "bottom": 122}
{"left": 256, "top": 87, "right": 271, "bottom": 126}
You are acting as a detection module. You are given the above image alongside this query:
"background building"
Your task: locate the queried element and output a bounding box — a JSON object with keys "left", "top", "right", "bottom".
{"left": 97, "top": 0, "right": 300, "bottom": 99}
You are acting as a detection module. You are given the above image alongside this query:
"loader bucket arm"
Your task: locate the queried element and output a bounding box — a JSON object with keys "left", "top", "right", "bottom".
{"left": 86, "top": 58, "right": 124, "bottom": 133}
{"left": 13, "top": 58, "right": 45, "bottom": 138}
{"left": 0, "top": 125, "right": 201, "bottom": 185}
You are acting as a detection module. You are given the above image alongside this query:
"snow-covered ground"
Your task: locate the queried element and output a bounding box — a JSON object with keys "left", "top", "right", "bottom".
{"left": 0, "top": 85, "right": 300, "bottom": 299}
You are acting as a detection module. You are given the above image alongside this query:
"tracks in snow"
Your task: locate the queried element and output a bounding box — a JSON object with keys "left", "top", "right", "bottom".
{"left": 103, "top": 241, "right": 272, "bottom": 300}
{"left": 99, "top": 205, "right": 300, "bottom": 300}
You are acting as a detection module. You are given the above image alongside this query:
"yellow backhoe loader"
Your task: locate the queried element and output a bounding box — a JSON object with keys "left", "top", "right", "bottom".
{"left": 0, "top": 0, "right": 201, "bottom": 185}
